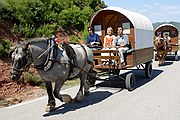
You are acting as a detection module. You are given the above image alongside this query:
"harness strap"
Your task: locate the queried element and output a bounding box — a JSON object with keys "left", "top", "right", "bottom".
{"left": 67, "top": 44, "right": 92, "bottom": 78}
{"left": 33, "top": 38, "right": 58, "bottom": 70}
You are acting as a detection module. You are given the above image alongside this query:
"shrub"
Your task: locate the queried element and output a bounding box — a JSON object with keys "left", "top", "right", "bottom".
{"left": 24, "top": 72, "right": 44, "bottom": 88}
{"left": 70, "top": 35, "right": 79, "bottom": 43}
{"left": 35, "top": 23, "right": 57, "bottom": 37}
{"left": 81, "top": 22, "right": 89, "bottom": 43}
{"left": 11, "top": 23, "right": 36, "bottom": 39}
{"left": 0, "top": 37, "right": 11, "bottom": 57}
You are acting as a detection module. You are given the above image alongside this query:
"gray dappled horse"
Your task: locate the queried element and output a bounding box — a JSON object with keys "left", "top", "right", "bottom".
{"left": 10, "top": 38, "right": 94, "bottom": 112}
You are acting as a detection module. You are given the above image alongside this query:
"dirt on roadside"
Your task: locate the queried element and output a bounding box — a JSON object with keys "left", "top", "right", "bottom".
{"left": 0, "top": 57, "right": 46, "bottom": 108}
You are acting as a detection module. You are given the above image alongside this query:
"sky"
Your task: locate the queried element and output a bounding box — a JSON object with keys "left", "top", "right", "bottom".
{"left": 103, "top": 0, "right": 180, "bottom": 23}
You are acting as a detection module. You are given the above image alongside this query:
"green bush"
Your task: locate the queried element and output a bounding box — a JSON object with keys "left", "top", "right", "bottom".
{"left": 24, "top": 72, "right": 44, "bottom": 88}
{"left": 0, "top": 45, "right": 4, "bottom": 56}
{"left": 0, "top": 0, "right": 106, "bottom": 39}
{"left": 70, "top": 35, "right": 79, "bottom": 43}
{"left": 11, "top": 24, "right": 36, "bottom": 38}
{"left": 81, "top": 22, "right": 89, "bottom": 43}
{"left": 35, "top": 23, "right": 57, "bottom": 37}
{"left": 0, "top": 37, "right": 11, "bottom": 57}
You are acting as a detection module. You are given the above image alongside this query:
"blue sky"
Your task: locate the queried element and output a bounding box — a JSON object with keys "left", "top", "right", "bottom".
{"left": 103, "top": 0, "right": 180, "bottom": 23}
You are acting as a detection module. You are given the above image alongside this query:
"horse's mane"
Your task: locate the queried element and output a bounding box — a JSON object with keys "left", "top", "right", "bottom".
{"left": 14, "top": 38, "right": 48, "bottom": 48}
{"left": 27, "top": 38, "right": 48, "bottom": 44}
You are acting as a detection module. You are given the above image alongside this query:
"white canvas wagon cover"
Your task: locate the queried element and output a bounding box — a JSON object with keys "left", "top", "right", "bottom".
{"left": 155, "top": 23, "right": 178, "bottom": 31}
{"left": 90, "top": 6, "right": 154, "bottom": 50}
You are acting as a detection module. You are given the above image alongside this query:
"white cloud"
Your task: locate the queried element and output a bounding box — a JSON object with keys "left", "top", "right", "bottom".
{"left": 144, "top": 4, "right": 153, "bottom": 9}
{"left": 160, "top": 5, "right": 180, "bottom": 15}
{"left": 140, "top": 3, "right": 180, "bottom": 20}
{"left": 154, "top": 3, "right": 159, "bottom": 6}
{"left": 128, "top": 2, "right": 180, "bottom": 22}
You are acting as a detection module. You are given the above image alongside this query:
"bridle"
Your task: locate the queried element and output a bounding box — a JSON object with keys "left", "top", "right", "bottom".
{"left": 11, "top": 46, "right": 33, "bottom": 74}
{"left": 11, "top": 40, "right": 59, "bottom": 75}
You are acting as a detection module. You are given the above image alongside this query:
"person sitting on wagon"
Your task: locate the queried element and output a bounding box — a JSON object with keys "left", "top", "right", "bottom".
{"left": 103, "top": 27, "right": 116, "bottom": 50}
{"left": 86, "top": 26, "right": 101, "bottom": 50}
{"left": 155, "top": 33, "right": 163, "bottom": 41}
{"left": 101, "top": 27, "right": 116, "bottom": 65}
{"left": 115, "top": 27, "right": 129, "bottom": 66}
{"left": 163, "top": 33, "right": 171, "bottom": 50}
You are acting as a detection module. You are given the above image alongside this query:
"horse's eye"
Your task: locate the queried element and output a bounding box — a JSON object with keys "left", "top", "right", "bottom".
{"left": 15, "top": 49, "right": 18, "bottom": 54}
{"left": 11, "top": 52, "right": 14, "bottom": 58}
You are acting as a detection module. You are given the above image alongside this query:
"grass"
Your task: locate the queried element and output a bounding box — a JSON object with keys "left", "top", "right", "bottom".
{"left": 24, "top": 72, "right": 45, "bottom": 88}
{"left": 24, "top": 72, "right": 80, "bottom": 89}
{"left": 62, "top": 77, "right": 80, "bottom": 90}
{"left": 0, "top": 94, "right": 4, "bottom": 101}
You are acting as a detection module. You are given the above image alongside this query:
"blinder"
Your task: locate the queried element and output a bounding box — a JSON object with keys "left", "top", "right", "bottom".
{"left": 10, "top": 45, "right": 32, "bottom": 80}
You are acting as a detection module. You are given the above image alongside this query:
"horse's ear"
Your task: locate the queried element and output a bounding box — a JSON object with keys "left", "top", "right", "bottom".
{"left": 9, "top": 46, "right": 15, "bottom": 59}
{"left": 22, "top": 42, "right": 30, "bottom": 51}
{"left": 26, "top": 42, "right": 30, "bottom": 48}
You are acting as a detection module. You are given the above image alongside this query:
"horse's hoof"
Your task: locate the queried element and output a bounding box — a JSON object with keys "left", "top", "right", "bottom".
{"left": 71, "top": 98, "right": 79, "bottom": 103}
{"left": 75, "top": 91, "right": 84, "bottom": 102}
{"left": 84, "top": 91, "right": 90, "bottom": 96}
{"left": 62, "top": 94, "right": 72, "bottom": 103}
{"left": 45, "top": 105, "right": 55, "bottom": 112}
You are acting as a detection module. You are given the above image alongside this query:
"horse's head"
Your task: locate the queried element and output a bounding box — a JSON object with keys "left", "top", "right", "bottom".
{"left": 154, "top": 38, "right": 164, "bottom": 49}
{"left": 10, "top": 42, "right": 32, "bottom": 81}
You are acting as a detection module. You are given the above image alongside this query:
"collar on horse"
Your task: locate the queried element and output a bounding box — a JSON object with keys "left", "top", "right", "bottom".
{"left": 34, "top": 38, "right": 58, "bottom": 71}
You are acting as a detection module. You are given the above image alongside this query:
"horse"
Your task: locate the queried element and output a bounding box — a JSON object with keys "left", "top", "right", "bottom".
{"left": 10, "top": 38, "right": 95, "bottom": 112}
{"left": 154, "top": 37, "right": 168, "bottom": 66}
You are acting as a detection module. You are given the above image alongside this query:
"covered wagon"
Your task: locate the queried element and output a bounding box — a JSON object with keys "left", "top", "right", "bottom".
{"left": 154, "top": 23, "right": 179, "bottom": 61}
{"left": 90, "top": 7, "right": 154, "bottom": 90}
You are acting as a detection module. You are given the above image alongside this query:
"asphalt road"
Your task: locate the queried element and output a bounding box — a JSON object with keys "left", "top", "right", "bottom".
{"left": 1, "top": 53, "right": 180, "bottom": 120}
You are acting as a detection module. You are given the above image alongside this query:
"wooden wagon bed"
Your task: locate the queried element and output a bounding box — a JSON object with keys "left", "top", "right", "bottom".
{"left": 92, "top": 47, "right": 153, "bottom": 70}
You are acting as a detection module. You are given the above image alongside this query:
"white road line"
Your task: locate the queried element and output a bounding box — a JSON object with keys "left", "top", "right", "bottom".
{"left": 7, "top": 96, "right": 47, "bottom": 109}
{"left": 6, "top": 86, "right": 79, "bottom": 109}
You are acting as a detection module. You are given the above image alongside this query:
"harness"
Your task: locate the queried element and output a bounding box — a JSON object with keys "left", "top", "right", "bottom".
{"left": 11, "top": 38, "right": 93, "bottom": 79}
{"left": 66, "top": 44, "right": 92, "bottom": 78}
{"left": 33, "top": 38, "right": 58, "bottom": 71}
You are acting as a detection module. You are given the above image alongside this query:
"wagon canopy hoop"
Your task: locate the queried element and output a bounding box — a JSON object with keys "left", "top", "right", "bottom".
{"left": 90, "top": 6, "right": 153, "bottom": 31}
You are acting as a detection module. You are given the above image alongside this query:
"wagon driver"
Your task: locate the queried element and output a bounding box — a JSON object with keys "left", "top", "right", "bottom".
{"left": 115, "top": 27, "right": 129, "bottom": 66}
{"left": 163, "top": 33, "right": 171, "bottom": 50}
{"left": 86, "top": 26, "right": 101, "bottom": 49}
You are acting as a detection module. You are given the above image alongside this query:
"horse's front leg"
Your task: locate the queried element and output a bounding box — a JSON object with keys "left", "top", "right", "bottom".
{"left": 44, "top": 81, "right": 56, "bottom": 112}
{"left": 157, "top": 53, "right": 161, "bottom": 66}
{"left": 53, "top": 80, "right": 72, "bottom": 103}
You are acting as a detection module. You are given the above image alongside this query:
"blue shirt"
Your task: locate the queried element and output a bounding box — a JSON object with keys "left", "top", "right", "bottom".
{"left": 86, "top": 33, "right": 101, "bottom": 44}
{"left": 115, "top": 34, "right": 129, "bottom": 46}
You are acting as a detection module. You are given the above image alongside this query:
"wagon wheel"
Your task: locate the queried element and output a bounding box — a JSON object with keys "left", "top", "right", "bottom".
{"left": 125, "top": 73, "right": 136, "bottom": 91}
{"left": 145, "top": 61, "right": 153, "bottom": 79}
{"left": 174, "top": 51, "right": 179, "bottom": 61}
{"left": 88, "top": 68, "right": 97, "bottom": 87}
